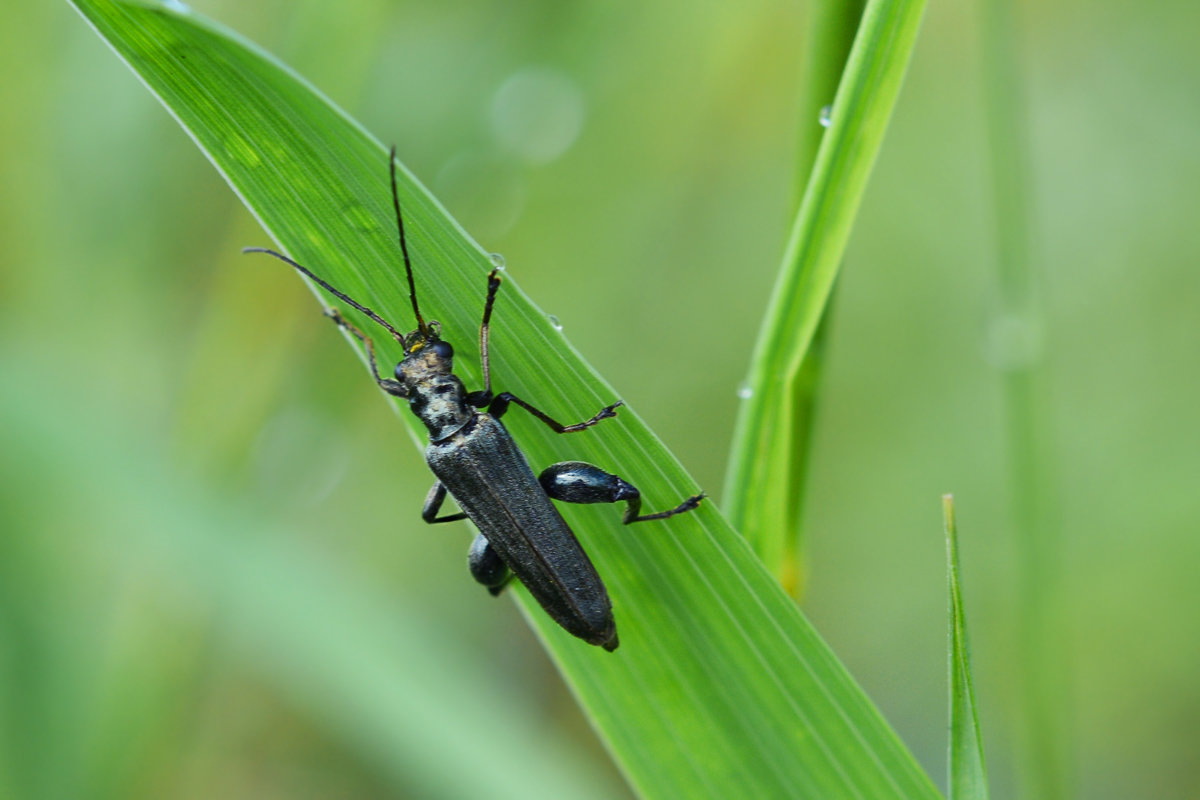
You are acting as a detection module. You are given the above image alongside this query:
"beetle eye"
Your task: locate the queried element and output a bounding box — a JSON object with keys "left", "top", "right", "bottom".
{"left": 394, "top": 363, "right": 406, "bottom": 381}
{"left": 431, "top": 340, "right": 453, "bottom": 360}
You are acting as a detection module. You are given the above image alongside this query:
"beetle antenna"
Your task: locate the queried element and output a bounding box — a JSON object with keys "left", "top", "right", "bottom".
{"left": 242, "top": 247, "right": 407, "bottom": 344}
{"left": 390, "top": 145, "right": 429, "bottom": 338}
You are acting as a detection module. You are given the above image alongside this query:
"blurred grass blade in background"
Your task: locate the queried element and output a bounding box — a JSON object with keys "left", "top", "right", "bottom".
{"left": 69, "top": 0, "right": 940, "bottom": 796}
{"left": 944, "top": 495, "right": 990, "bottom": 800}
{"left": 978, "top": 0, "right": 1069, "bottom": 795}
{"left": 723, "top": 0, "right": 928, "bottom": 582}
{"left": 0, "top": 352, "right": 625, "bottom": 800}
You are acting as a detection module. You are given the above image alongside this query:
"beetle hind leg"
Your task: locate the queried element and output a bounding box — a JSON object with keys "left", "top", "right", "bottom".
{"left": 538, "top": 461, "right": 704, "bottom": 525}
{"left": 468, "top": 534, "right": 512, "bottom": 596}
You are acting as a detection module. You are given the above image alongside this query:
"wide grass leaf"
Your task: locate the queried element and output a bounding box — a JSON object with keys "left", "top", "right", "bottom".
{"left": 70, "top": 1, "right": 941, "bottom": 796}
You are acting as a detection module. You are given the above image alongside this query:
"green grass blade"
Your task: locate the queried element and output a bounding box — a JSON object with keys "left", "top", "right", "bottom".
{"left": 773, "top": 0, "right": 865, "bottom": 597}
{"left": 944, "top": 496, "right": 990, "bottom": 800}
{"left": 723, "top": 0, "right": 928, "bottom": 577}
{"left": 69, "top": 1, "right": 941, "bottom": 795}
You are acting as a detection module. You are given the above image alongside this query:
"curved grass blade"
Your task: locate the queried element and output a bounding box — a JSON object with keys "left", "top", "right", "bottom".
{"left": 68, "top": 1, "right": 941, "bottom": 795}
{"left": 723, "top": 0, "right": 929, "bottom": 580}
{"left": 772, "top": 0, "right": 865, "bottom": 598}
{"left": 944, "top": 496, "right": 990, "bottom": 799}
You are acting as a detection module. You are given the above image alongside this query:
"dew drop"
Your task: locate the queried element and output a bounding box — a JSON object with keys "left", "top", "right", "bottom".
{"left": 818, "top": 105, "right": 833, "bottom": 128}
{"left": 162, "top": 0, "right": 191, "bottom": 12}
{"left": 737, "top": 383, "right": 754, "bottom": 400}
{"left": 489, "top": 252, "right": 507, "bottom": 270}
{"left": 547, "top": 314, "right": 563, "bottom": 331}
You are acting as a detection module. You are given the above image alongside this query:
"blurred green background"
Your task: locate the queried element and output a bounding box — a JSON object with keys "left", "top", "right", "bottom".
{"left": 2, "top": 0, "right": 1198, "bottom": 798}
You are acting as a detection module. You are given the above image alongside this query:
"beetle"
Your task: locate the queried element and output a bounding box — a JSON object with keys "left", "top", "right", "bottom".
{"left": 244, "top": 148, "right": 703, "bottom": 651}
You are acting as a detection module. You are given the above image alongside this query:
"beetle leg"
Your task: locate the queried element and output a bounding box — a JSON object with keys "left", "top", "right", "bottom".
{"left": 324, "top": 308, "right": 407, "bottom": 397}
{"left": 489, "top": 393, "right": 623, "bottom": 433}
{"left": 538, "top": 461, "right": 705, "bottom": 524}
{"left": 422, "top": 481, "right": 469, "bottom": 524}
{"left": 468, "top": 534, "right": 512, "bottom": 596}
{"left": 426, "top": 483, "right": 512, "bottom": 595}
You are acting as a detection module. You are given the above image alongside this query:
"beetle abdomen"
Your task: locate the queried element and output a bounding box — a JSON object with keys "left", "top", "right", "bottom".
{"left": 426, "top": 413, "right": 616, "bottom": 649}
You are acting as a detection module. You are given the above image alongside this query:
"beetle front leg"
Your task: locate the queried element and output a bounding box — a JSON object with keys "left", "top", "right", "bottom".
{"left": 325, "top": 308, "right": 407, "bottom": 397}
{"left": 538, "top": 461, "right": 705, "bottom": 524}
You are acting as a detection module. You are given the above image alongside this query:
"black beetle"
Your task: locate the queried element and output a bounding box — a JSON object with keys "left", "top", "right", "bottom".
{"left": 245, "top": 148, "right": 703, "bottom": 650}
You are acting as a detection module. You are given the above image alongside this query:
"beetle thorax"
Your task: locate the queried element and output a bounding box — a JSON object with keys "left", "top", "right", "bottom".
{"left": 397, "top": 349, "right": 473, "bottom": 441}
